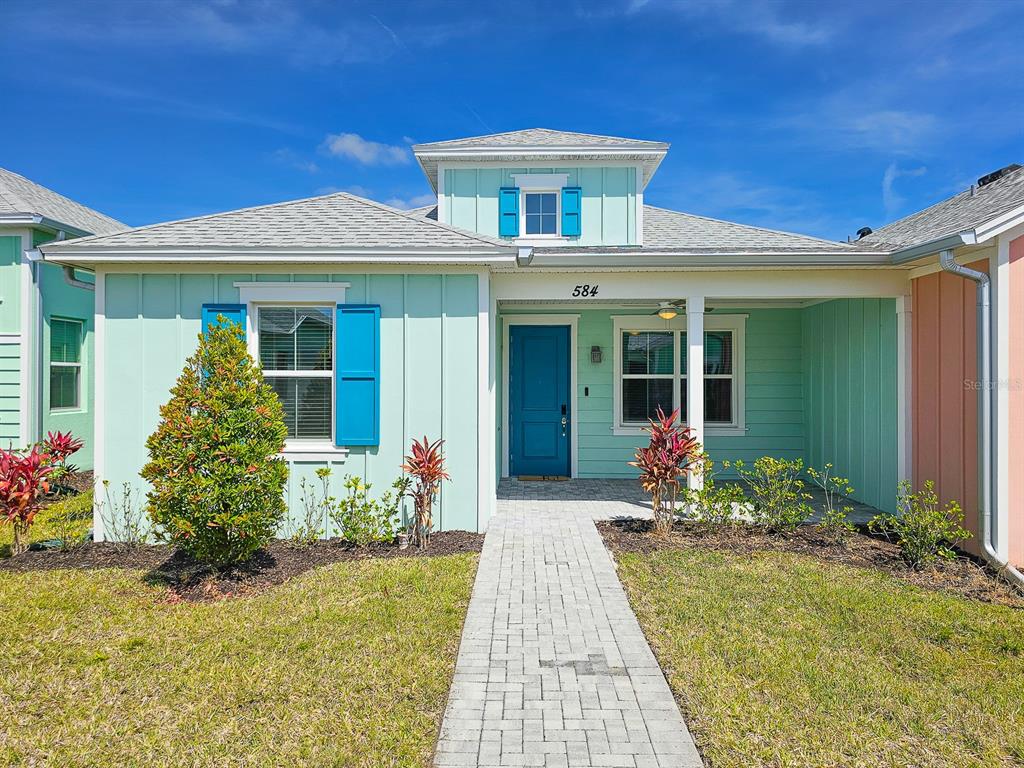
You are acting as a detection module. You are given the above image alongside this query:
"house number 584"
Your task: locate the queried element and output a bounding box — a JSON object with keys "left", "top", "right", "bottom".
{"left": 572, "top": 284, "right": 599, "bottom": 297}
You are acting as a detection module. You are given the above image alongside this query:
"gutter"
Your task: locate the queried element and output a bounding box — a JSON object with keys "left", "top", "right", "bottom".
{"left": 890, "top": 232, "right": 976, "bottom": 264}
{"left": 937, "top": 249, "right": 1024, "bottom": 590}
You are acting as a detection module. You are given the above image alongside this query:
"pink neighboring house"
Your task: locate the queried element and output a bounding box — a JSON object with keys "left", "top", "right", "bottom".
{"left": 859, "top": 164, "right": 1024, "bottom": 576}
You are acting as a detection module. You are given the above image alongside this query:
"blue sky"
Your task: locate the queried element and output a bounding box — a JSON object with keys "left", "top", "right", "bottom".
{"left": 2, "top": 0, "right": 1022, "bottom": 240}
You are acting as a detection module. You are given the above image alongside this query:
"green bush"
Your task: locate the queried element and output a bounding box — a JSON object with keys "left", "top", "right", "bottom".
{"left": 142, "top": 317, "right": 289, "bottom": 568}
{"left": 283, "top": 468, "right": 331, "bottom": 545}
{"left": 807, "top": 463, "right": 856, "bottom": 544}
{"left": 735, "top": 456, "right": 813, "bottom": 533}
{"left": 682, "top": 454, "right": 747, "bottom": 526}
{"left": 869, "top": 480, "right": 971, "bottom": 568}
{"left": 330, "top": 475, "right": 408, "bottom": 546}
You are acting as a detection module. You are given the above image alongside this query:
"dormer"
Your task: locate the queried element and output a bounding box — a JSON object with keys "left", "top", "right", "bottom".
{"left": 412, "top": 129, "right": 668, "bottom": 247}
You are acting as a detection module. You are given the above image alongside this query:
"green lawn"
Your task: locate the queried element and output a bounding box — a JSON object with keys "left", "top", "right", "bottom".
{"left": 0, "top": 490, "right": 93, "bottom": 557}
{"left": 0, "top": 553, "right": 476, "bottom": 767}
{"left": 615, "top": 547, "right": 1024, "bottom": 768}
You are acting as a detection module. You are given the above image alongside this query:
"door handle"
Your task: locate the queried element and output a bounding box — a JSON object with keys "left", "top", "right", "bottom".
{"left": 561, "top": 415, "right": 567, "bottom": 437}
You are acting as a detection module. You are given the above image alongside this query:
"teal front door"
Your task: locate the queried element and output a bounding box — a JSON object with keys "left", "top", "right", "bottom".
{"left": 509, "top": 325, "right": 570, "bottom": 477}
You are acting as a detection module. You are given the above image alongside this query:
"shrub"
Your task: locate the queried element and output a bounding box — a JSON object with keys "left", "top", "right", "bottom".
{"left": 682, "top": 453, "right": 747, "bottom": 526}
{"left": 41, "top": 431, "right": 84, "bottom": 490}
{"left": 735, "top": 456, "right": 813, "bottom": 534}
{"left": 0, "top": 446, "right": 54, "bottom": 555}
{"left": 331, "top": 475, "right": 408, "bottom": 546}
{"left": 284, "top": 467, "right": 332, "bottom": 546}
{"left": 142, "top": 316, "right": 289, "bottom": 568}
{"left": 401, "top": 437, "right": 449, "bottom": 549}
{"left": 807, "top": 463, "right": 856, "bottom": 544}
{"left": 629, "top": 408, "right": 701, "bottom": 536}
{"left": 98, "top": 480, "right": 148, "bottom": 548}
{"left": 869, "top": 480, "right": 971, "bottom": 568}
{"left": 49, "top": 489, "right": 94, "bottom": 551}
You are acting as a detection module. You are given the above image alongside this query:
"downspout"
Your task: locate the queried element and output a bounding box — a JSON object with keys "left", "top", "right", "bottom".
{"left": 938, "top": 249, "right": 1024, "bottom": 589}
{"left": 62, "top": 265, "right": 95, "bottom": 292}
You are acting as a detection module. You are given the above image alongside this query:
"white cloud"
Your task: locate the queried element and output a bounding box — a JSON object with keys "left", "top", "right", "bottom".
{"left": 882, "top": 162, "right": 927, "bottom": 217}
{"left": 272, "top": 148, "right": 319, "bottom": 173}
{"left": 632, "top": 0, "right": 835, "bottom": 47}
{"left": 321, "top": 133, "right": 410, "bottom": 166}
{"left": 384, "top": 194, "right": 437, "bottom": 210}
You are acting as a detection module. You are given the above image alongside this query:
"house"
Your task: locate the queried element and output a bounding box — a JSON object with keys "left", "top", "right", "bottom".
{"left": 0, "top": 168, "right": 126, "bottom": 467}
{"left": 34, "top": 129, "right": 1024, "bottom": 579}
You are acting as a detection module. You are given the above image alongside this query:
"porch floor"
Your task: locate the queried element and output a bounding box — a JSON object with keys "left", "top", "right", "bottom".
{"left": 496, "top": 478, "right": 884, "bottom": 524}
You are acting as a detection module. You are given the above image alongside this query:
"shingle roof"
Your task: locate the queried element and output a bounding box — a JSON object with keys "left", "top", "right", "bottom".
{"left": 405, "top": 202, "right": 866, "bottom": 254}
{"left": 0, "top": 167, "right": 126, "bottom": 235}
{"left": 860, "top": 164, "right": 1024, "bottom": 249}
{"left": 40, "top": 191, "right": 509, "bottom": 252}
{"left": 412, "top": 128, "right": 667, "bottom": 151}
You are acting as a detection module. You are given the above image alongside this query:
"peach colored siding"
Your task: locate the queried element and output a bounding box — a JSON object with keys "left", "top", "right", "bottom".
{"left": 912, "top": 260, "right": 987, "bottom": 556}
{"left": 1010, "top": 236, "right": 1024, "bottom": 566}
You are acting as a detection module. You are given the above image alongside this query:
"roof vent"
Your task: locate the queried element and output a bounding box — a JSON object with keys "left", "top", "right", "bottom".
{"left": 856, "top": 226, "right": 873, "bottom": 240}
{"left": 977, "top": 163, "right": 1022, "bottom": 188}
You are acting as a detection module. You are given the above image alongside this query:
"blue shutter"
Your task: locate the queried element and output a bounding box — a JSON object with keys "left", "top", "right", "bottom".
{"left": 561, "top": 187, "right": 582, "bottom": 237}
{"left": 335, "top": 304, "right": 380, "bottom": 446}
{"left": 201, "top": 304, "right": 246, "bottom": 338}
{"left": 498, "top": 187, "right": 520, "bottom": 237}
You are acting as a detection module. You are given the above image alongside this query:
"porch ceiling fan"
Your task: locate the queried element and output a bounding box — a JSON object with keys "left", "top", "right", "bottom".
{"left": 650, "top": 300, "right": 719, "bottom": 319}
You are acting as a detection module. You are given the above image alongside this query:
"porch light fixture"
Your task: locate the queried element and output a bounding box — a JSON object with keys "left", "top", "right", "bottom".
{"left": 657, "top": 307, "right": 678, "bottom": 320}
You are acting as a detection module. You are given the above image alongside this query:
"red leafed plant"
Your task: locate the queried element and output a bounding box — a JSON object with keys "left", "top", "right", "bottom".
{"left": 400, "top": 436, "right": 450, "bottom": 549}
{"left": 0, "top": 445, "right": 54, "bottom": 555}
{"left": 628, "top": 407, "right": 701, "bottom": 536}
{"left": 42, "top": 430, "right": 84, "bottom": 465}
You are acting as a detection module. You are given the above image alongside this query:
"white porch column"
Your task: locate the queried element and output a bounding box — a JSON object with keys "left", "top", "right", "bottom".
{"left": 687, "top": 296, "right": 705, "bottom": 490}
{"left": 896, "top": 294, "right": 913, "bottom": 485}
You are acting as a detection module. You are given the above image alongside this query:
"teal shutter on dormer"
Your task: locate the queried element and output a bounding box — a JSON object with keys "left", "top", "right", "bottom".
{"left": 561, "top": 187, "right": 582, "bottom": 237}
{"left": 201, "top": 304, "right": 246, "bottom": 338}
{"left": 498, "top": 187, "right": 520, "bottom": 237}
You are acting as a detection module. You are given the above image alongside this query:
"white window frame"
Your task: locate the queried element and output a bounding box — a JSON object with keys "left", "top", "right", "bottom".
{"left": 237, "top": 281, "right": 350, "bottom": 460}
{"left": 49, "top": 317, "right": 84, "bottom": 412}
{"left": 611, "top": 314, "right": 746, "bottom": 437}
{"left": 511, "top": 173, "right": 569, "bottom": 244}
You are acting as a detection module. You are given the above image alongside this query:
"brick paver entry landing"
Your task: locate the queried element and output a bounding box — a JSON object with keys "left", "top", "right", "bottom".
{"left": 434, "top": 481, "right": 703, "bottom": 767}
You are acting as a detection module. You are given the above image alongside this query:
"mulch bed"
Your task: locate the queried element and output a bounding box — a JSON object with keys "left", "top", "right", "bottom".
{"left": 43, "top": 470, "right": 94, "bottom": 503}
{"left": 599, "top": 518, "right": 1024, "bottom": 608}
{"left": 0, "top": 531, "right": 484, "bottom": 602}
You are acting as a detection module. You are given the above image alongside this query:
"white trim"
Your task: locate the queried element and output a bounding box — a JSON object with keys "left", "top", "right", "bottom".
{"left": 235, "top": 281, "right": 350, "bottom": 305}
{"left": 414, "top": 148, "right": 668, "bottom": 158}
{"left": 477, "top": 269, "right": 493, "bottom": 530}
{"left": 18, "top": 230, "right": 38, "bottom": 448}
{"left": 686, "top": 298, "right": 705, "bottom": 490}
{"left": 48, "top": 317, "right": 85, "bottom": 412}
{"left": 975, "top": 203, "right": 1024, "bottom": 243}
{"left": 500, "top": 314, "right": 580, "bottom": 479}
{"left": 511, "top": 173, "right": 569, "bottom": 191}
{"left": 635, "top": 163, "right": 644, "bottom": 247}
{"left": 93, "top": 268, "right": 106, "bottom": 541}
{"left": 437, "top": 162, "right": 447, "bottom": 225}
{"left": 518, "top": 189, "right": 563, "bottom": 242}
{"left": 280, "top": 443, "right": 350, "bottom": 463}
{"left": 39, "top": 248, "right": 515, "bottom": 264}
{"left": 896, "top": 295, "right": 913, "bottom": 484}
{"left": 610, "top": 312, "right": 747, "bottom": 438}
{"left": 993, "top": 235, "right": 1012, "bottom": 561}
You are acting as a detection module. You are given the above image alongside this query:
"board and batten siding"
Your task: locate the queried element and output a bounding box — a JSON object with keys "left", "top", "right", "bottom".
{"left": 497, "top": 308, "right": 806, "bottom": 478}
{"left": 101, "top": 271, "right": 481, "bottom": 534}
{"left": 802, "top": 298, "right": 899, "bottom": 513}
{"left": 443, "top": 167, "right": 637, "bottom": 246}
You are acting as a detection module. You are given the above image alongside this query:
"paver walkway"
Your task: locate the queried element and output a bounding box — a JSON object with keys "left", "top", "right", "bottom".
{"left": 434, "top": 480, "right": 703, "bottom": 767}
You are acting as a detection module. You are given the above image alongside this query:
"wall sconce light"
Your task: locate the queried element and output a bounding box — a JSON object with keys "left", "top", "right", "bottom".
{"left": 591, "top": 345, "right": 602, "bottom": 364}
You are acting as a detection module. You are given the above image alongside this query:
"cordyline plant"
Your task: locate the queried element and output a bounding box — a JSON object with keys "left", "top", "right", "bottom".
{"left": 628, "top": 407, "right": 701, "bottom": 536}
{"left": 0, "top": 445, "right": 53, "bottom": 555}
{"left": 142, "top": 316, "right": 289, "bottom": 568}
{"left": 42, "top": 430, "right": 84, "bottom": 488}
{"left": 400, "top": 436, "right": 450, "bottom": 549}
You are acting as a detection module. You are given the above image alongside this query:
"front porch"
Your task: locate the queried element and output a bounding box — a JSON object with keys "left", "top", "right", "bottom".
{"left": 497, "top": 477, "right": 886, "bottom": 524}
{"left": 493, "top": 277, "right": 911, "bottom": 516}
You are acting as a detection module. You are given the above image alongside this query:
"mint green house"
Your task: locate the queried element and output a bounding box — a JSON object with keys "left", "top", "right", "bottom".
{"left": 38, "top": 129, "right": 916, "bottom": 536}
{"left": 1, "top": 168, "right": 126, "bottom": 468}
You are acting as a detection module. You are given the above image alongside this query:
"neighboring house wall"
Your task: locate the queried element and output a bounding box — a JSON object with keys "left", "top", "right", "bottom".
{"left": 1010, "top": 235, "right": 1024, "bottom": 566}
{"left": 801, "top": 299, "right": 899, "bottom": 512}
{"left": 442, "top": 166, "right": 638, "bottom": 245}
{"left": 912, "top": 260, "right": 986, "bottom": 555}
{"left": 100, "top": 271, "right": 481, "bottom": 533}
{"left": 0, "top": 235, "right": 21, "bottom": 446}
{"left": 38, "top": 258, "right": 95, "bottom": 468}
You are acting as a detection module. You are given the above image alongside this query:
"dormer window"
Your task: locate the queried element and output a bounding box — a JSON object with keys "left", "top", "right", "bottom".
{"left": 524, "top": 192, "right": 558, "bottom": 235}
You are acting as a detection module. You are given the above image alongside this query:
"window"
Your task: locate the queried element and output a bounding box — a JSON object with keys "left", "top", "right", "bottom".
{"left": 614, "top": 317, "right": 745, "bottom": 433}
{"left": 524, "top": 192, "right": 557, "bottom": 235}
{"left": 50, "top": 318, "right": 83, "bottom": 410}
{"left": 258, "top": 306, "right": 333, "bottom": 440}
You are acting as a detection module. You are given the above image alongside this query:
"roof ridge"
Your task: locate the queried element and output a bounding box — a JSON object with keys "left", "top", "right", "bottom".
{"left": 643, "top": 203, "right": 854, "bottom": 247}
{"left": 413, "top": 127, "right": 667, "bottom": 149}
{"left": 0, "top": 166, "right": 126, "bottom": 230}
